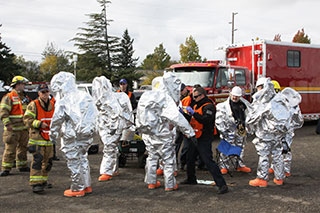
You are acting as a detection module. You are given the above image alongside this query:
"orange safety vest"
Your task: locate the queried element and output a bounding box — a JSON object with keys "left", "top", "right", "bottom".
{"left": 7, "top": 91, "right": 23, "bottom": 118}
{"left": 117, "top": 90, "right": 132, "bottom": 99}
{"left": 190, "top": 102, "right": 210, "bottom": 138}
{"left": 34, "top": 100, "right": 54, "bottom": 141}
{"left": 181, "top": 96, "right": 191, "bottom": 113}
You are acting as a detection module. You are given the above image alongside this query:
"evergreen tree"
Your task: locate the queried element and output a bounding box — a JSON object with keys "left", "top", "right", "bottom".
{"left": 112, "top": 29, "right": 141, "bottom": 87}
{"left": 141, "top": 43, "right": 171, "bottom": 71}
{"left": 179, "top": 35, "right": 202, "bottom": 63}
{"left": 292, "top": 28, "right": 311, "bottom": 44}
{"left": 71, "top": 0, "right": 119, "bottom": 79}
{"left": 0, "top": 25, "right": 21, "bottom": 84}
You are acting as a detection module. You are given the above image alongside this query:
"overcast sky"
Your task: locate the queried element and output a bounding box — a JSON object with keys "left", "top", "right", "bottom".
{"left": 1, "top": 0, "right": 319, "bottom": 64}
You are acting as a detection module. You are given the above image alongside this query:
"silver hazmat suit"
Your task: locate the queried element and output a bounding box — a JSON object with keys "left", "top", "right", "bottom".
{"left": 246, "top": 78, "right": 292, "bottom": 180}
{"left": 136, "top": 72, "right": 195, "bottom": 189}
{"left": 215, "top": 97, "right": 251, "bottom": 169}
{"left": 92, "top": 76, "right": 134, "bottom": 176}
{"left": 49, "top": 72, "right": 97, "bottom": 191}
{"left": 271, "top": 87, "right": 304, "bottom": 174}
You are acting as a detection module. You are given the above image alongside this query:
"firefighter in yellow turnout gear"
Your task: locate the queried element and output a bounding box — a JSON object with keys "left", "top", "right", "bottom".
{"left": 0, "top": 76, "right": 30, "bottom": 176}
{"left": 23, "top": 84, "right": 55, "bottom": 193}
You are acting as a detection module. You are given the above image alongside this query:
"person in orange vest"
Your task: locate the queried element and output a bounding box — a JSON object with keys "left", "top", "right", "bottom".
{"left": 181, "top": 86, "right": 228, "bottom": 194}
{"left": 0, "top": 76, "right": 30, "bottom": 177}
{"left": 117, "top": 79, "right": 137, "bottom": 110}
{"left": 23, "top": 84, "right": 55, "bottom": 193}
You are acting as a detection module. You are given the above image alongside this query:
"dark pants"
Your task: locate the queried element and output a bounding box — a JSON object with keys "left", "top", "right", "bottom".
{"left": 316, "top": 119, "right": 320, "bottom": 134}
{"left": 186, "top": 137, "right": 226, "bottom": 187}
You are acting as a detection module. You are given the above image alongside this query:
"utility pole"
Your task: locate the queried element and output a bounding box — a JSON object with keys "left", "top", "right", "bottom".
{"left": 103, "top": 1, "right": 112, "bottom": 74}
{"left": 229, "top": 12, "right": 238, "bottom": 44}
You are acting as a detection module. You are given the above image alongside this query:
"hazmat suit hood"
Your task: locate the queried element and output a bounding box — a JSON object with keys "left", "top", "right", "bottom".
{"left": 162, "top": 72, "right": 181, "bottom": 103}
{"left": 252, "top": 77, "right": 275, "bottom": 103}
{"left": 50, "top": 72, "right": 77, "bottom": 99}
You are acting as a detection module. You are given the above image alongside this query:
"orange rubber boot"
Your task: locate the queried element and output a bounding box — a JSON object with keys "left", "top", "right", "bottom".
{"left": 84, "top": 187, "right": 92, "bottom": 194}
{"left": 249, "top": 178, "right": 268, "bottom": 187}
{"left": 156, "top": 169, "right": 163, "bottom": 175}
{"left": 64, "top": 189, "right": 85, "bottom": 197}
{"left": 98, "top": 174, "right": 112, "bottom": 182}
{"left": 113, "top": 172, "right": 120, "bottom": 176}
{"left": 269, "top": 168, "right": 274, "bottom": 174}
{"left": 165, "top": 184, "right": 178, "bottom": 192}
{"left": 273, "top": 178, "right": 283, "bottom": 185}
{"left": 148, "top": 181, "right": 161, "bottom": 189}
{"left": 174, "top": 171, "right": 178, "bottom": 177}
{"left": 237, "top": 166, "right": 251, "bottom": 173}
{"left": 285, "top": 172, "right": 291, "bottom": 177}
{"left": 220, "top": 168, "right": 228, "bottom": 175}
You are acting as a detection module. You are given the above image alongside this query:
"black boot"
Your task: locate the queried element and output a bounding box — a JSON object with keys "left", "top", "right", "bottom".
{"left": 218, "top": 185, "right": 228, "bottom": 194}
{"left": 180, "top": 179, "right": 197, "bottom": 185}
{"left": 0, "top": 170, "right": 10, "bottom": 177}
{"left": 42, "top": 181, "right": 53, "bottom": 188}
{"left": 19, "top": 167, "right": 30, "bottom": 172}
{"left": 32, "top": 184, "right": 44, "bottom": 193}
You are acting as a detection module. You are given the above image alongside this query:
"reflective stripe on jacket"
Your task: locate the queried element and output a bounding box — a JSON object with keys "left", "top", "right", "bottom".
{"left": 190, "top": 102, "right": 210, "bottom": 138}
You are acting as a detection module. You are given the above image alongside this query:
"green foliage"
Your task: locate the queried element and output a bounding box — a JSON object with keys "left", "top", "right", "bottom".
{"left": 179, "top": 35, "right": 202, "bottom": 63}
{"left": 112, "top": 29, "right": 141, "bottom": 87}
{"left": 76, "top": 51, "right": 108, "bottom": 82}
{"left": 292, "top": 28, "right": 311, "bottom": 44}
{"left": 39, "top": 42, "right": 71, "bottom": 81}
{"left": 15, "top": 56, "right": 42, "bottom": 82}
{"left": 71, "top": 0, "right": 119, "bottom": 79}
{"left": 141, "top": 70, "right": 163, "bottom": 85}
{"left": 0, "top": 25, "right": 21, "bottom": 84}
{"left": 141, "top": 43, "right": 171, "bottom": 71}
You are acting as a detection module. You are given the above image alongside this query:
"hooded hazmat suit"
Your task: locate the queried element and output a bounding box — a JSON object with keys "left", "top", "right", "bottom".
{"left": 246, "top": 78, "right": 291, "bottom": 182}
{"left": 136, "top": 72, "right": 195, "bottom": 190}
{"left": 92, "top": 76, "right": 134, "bottom": 177}
{"left": 49, "top": 72, "right": 97, "bottom": 192}
{"left": 215, "top": 96, "right": 251, "bottom": 170}
{"left": 271, "top": 87, "right": 303, "bottom": 175}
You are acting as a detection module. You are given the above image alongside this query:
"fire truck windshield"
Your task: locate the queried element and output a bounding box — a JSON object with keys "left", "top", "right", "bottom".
{"left": 173, "top": 67, "right": 216, "bottom": 87}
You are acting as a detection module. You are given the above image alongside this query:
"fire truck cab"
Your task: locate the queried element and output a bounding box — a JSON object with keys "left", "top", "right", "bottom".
{"left": 169, "top": 61, "right": 252, "bottom": 104}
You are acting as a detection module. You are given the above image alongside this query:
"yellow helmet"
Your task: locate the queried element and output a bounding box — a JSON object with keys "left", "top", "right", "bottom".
{"left": 10, "top": 76, "right": 28, "bottom": 87}
{"left": 271, "top": 80, "right": 281, "bottom": 93}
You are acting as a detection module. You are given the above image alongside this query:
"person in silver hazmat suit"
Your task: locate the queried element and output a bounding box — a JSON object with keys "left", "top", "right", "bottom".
{"left": 49, "top": 72, "right": 97, "bottom": 197}
{"left": 215, "top": 86, "right": 252, "bottom": 174}
{"left": 270, "top": 87, "right": 304, "bottom": 177}
{"left": 136, "top": 72, "right": 196, "bottom": 191}
{"left": 92, "top": 76, "right": 134, "bottom": 182}
{"left": 247, "top": 77, "right": 292, "bottom": 187}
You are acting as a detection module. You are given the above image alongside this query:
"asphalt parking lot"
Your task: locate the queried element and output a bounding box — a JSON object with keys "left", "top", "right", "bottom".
{"left": 0, "top": 121, "right": 320, "bottom": 213}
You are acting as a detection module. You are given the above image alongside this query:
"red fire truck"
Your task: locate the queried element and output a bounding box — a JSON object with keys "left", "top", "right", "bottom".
{"left": 169, "top": 61, "right": 252, "bottom": 104}
{"left": 226, "top": 40, "right": 320, "bottom": 120}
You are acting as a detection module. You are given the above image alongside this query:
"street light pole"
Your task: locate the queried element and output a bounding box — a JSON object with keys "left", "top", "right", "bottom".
{"left": 229, "top": 12, "right": 238, "bottom": 44}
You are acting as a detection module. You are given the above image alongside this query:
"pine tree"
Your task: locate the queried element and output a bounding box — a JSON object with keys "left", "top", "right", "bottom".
{"left": 71, "top": 0, "right": 119, "bottom": 79}
{"left": 112, "top": 29, "right": 141, "bottom": 86}
{"left": 292, "top": 28, "right": 311, "bottom": 44}
{"left": 0, "top": 25, "right": 21, "bottom": 84}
